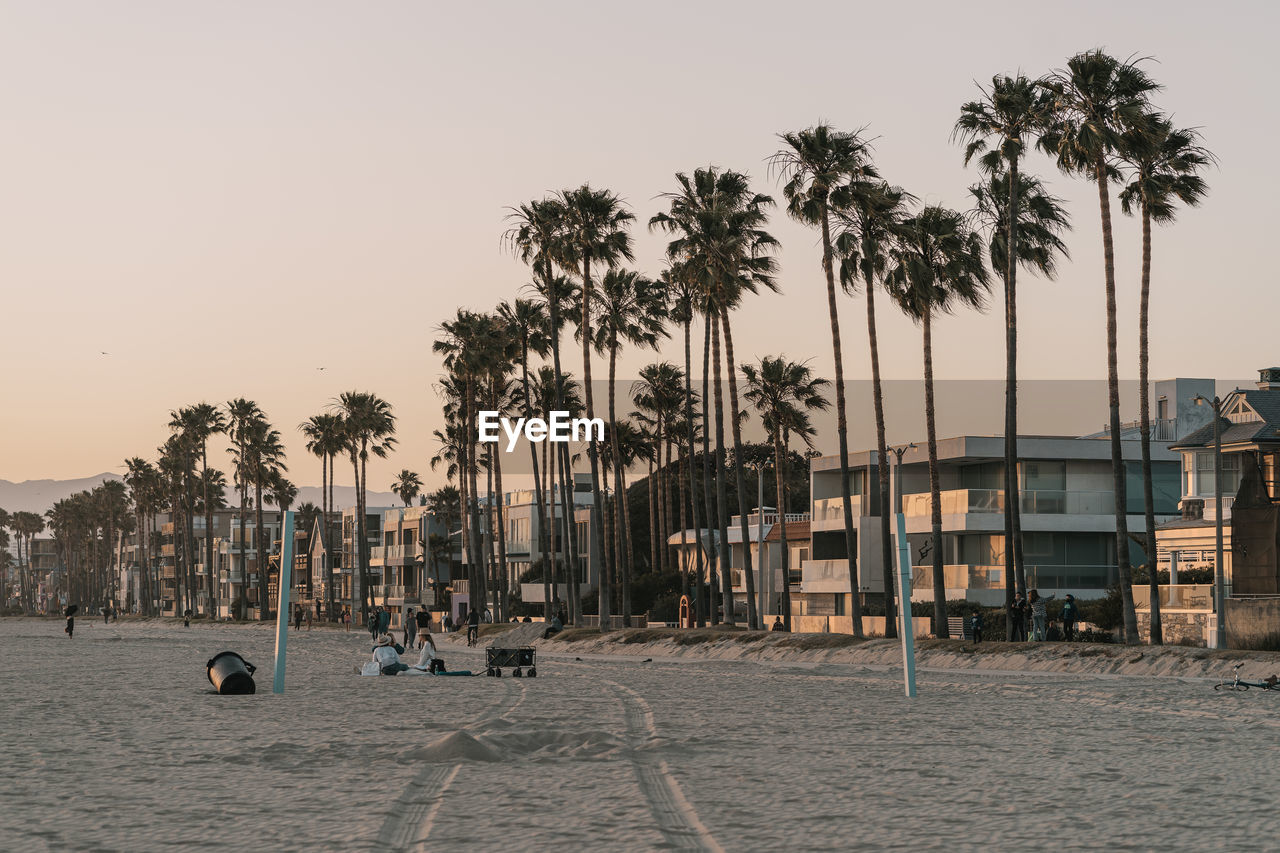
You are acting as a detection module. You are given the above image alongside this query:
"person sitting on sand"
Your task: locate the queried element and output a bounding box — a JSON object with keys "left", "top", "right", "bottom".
{"left": 372, "top": 635, "right": 409, "bottom": 675}
{"left": 408, "top": 632, "right": 446, "bottom": 674}
{"left": 542, "top": 613, "right": 564, "bottom": 640}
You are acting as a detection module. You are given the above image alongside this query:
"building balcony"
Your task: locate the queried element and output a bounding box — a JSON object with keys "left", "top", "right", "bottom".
{"left": 902, "top": 488, "right": 1117, "bottom": 518}
{"left": 800, "top": 559, "right": 852, "bottom": 593}
{"left": 909, "top": 564, "right": 1116, "bottom": 593}
{"left": 811, "top": 496, "right": 864, "bottom": 530}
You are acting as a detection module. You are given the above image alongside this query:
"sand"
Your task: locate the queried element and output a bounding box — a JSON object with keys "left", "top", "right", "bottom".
{"left": 4, "top": 617, "right": 1280, "bottom": 852}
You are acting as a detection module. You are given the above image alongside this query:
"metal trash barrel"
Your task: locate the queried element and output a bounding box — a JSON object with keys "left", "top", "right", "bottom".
{"left": 206, "top": 651, "right": 257, "bottom": 694}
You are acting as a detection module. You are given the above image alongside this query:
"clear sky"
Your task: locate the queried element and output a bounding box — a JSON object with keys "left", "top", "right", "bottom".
{"left": 1, "top": 0, "right": 1274, "bottom": 491}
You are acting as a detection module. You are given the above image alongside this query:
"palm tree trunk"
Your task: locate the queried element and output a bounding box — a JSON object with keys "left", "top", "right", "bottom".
{"left": 620, "top": 464, "right": 635, "bottom": 622}
{"left": 484, "top": 447, "right": 498, "bottom": 619}
{"left": 1139, "top": 203, "right": 1162, "bottom": 644}
{"left": 720, "top": 309, "right": 759, "bottom": 629}
{"left": 677, "top": 444, "right": 692, "bottom": 609}
{"left": 520, "top": 342, "right": 551, "bottom": 615}
{"left": 544, "top": 425, "right": 556, "bottom": 615}
{"left": 710, "top": 313, "right": 735, "bottom": 625}
{"left": 607, "top": 344, "right": 631, "bottom": 626}
{"left": 202, "top": 444, "right": 213, "bottom": 617}
{"left": 864, "top": 270, "right": 897, "bottom": 638}
{"left": 255, "top": 476, "right": 267, "bottom": 621}
{"left": 580, "top": 255, "right": 612, "bottom": 631}
{"left": 820, "top": 208, "right": 864, "bottom": 637}
{"left": 1096, "top": 156, "right": 1138, "bottom": 643}
{"left": 775, "top": 433, "right": 793, "bottom": 630}
{"left": 238, "top": 473, "right": 248, "bottom": 620}
{"left": 657, "top": 418, "right": 668, "bottom": 576}
{"left": 492, "top": 427, "right": 510, "bottom": 624}
{"left": 700, "top": 313, "right": 717, "bottom": 626}
{"left": 545, "top": 263, "right": 580, "bottom": 623}
{"left": 923, "top": 311, "right": 949, "bottom": 638}
{"left": 682, "top": 314, "right": 705, "bottom": 626}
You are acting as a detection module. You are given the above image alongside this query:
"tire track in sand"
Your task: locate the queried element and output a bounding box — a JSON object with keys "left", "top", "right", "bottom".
{"left": 376, "top": 677, "right": 528, "bottom": 851}
{"left": 607, "top": 680, "right": 724, "bottom": 853}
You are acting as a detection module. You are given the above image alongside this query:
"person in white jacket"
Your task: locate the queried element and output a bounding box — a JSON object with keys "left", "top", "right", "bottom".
{"left": 372, "top": 635, "right": 408, "bottom": 675}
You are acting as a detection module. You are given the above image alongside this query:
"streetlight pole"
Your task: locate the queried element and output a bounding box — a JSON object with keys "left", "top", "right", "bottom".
{"left": 1195, "top": 394, "right": 1226, "bottom": 649}
{"left": 892, "top": 443, "right": 918, "bottom": 698}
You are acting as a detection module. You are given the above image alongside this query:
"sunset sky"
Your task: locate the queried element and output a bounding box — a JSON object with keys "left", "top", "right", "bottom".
{"left": 2, "top": 1, "right": 1274, "bottom": 491}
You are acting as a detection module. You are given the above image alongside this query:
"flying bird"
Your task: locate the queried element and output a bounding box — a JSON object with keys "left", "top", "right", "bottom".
{"left": 100, "top": 351, "right": 110, "bottom": 356}
{"left": 316, "top": 367, "right": 326, "bottom": 371}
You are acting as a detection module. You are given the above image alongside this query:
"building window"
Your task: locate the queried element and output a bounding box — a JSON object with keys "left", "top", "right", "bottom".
{"left": 1196, "top": 451, "right": 1241, "bottom": 497}
{"left": 1157, "top": 397, "right": 1168, "bottom": 420}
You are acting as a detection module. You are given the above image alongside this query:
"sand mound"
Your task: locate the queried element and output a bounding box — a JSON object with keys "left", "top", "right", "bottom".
{"left": 402, "top": 731, "right": 503, "bottom": 763}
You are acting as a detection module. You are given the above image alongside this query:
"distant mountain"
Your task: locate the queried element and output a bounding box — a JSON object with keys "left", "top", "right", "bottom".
{"left": 0, "top": 474, "right": 403, "bottom": 516}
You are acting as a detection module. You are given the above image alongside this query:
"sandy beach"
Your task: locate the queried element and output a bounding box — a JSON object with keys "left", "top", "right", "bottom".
{"left": 4, "top": 617, "right": 1280, "bottom": 852}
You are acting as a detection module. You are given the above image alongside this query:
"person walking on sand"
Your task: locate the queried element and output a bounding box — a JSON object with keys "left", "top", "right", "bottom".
{"left": 342, "top": 606, "right": 351, "bottom": 632}
{"left": 293, "top": 604, "right": 303, "bottom": 631}
{"left": 368, "top": 606, "right": 381, "bottom": 640}
{"left": 969, "top": 610, "right": 983, "bottom": 643}
{"left": 403, "top": 608, "right": 415, "bottom": 648}
{"left": 1029, "top": 590, "right": 1055, "bottom": 641}
{"left": 183, "top": 607, "right": 192, "bottom": 628}
{"left": 64, "top": 605, "right": 76, "bottom": 639}
{"left": 414, "top": 607, "right": 432, "bottom": 650}
{"left": 305, "top": 605, "right": 313, "bottom": 631}
{"left": 1061, "top": 594, "right": 1080, "bottom": 642}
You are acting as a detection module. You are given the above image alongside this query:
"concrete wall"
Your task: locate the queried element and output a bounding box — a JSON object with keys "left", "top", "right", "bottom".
{"left": 1135, "top": 609, "right": 1210, "bottom": 646}
{"left": 1224, "top": 598, "right": 1280, "bottom": 650}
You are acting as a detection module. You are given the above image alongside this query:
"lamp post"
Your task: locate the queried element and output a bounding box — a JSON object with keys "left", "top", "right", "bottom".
{"left": 892, "top": 442, "right": 918, "bottom": 697}
{"left": 1194, "top": 394, "right": 1225, "bottom": 649}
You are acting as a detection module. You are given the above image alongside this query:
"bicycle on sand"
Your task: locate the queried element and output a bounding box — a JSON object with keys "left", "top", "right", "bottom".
{"left": 1214, "top": 663, "right": 1280, "bottom": 692}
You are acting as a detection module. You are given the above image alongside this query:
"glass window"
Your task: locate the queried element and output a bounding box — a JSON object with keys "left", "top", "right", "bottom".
{"left": 1196, "top": 451, "right": 1215, "bottom": 496}
{"left": 1223, "top": 454, "right": 1241, "bottom": 495}
{"left": 1183, "top": 454, "right": 1194, "bottom": 497}
{"left": 1022, "top": 460, "right": 1066, "bottom": 491}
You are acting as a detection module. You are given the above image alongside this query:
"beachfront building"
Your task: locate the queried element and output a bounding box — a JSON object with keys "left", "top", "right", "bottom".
{"left": 666, "top": 511, "right": 810, "bottom": 623}
{"left": 1158, "top": 370, "right": 1280, "bottom": 599}
{"left": 302, "top": 514, "right": 344, "bottom": 617}
{"left": 368, "top": 505, "right": 454, "bottom": 629}
{"left": 211, "top": 511, "right": 282, "bottom": 618}
{"left": 338, "top": 505, "right": 391, "bottom": 624}
{"left": 455, "top": 474, "right": 599, "bottom": 621}
{"left": 800, "top": 411, "right": 1198, "bottom": 613}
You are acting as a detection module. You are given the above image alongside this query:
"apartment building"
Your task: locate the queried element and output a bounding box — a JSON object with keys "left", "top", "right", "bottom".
{"left": 798, "top": 379, "right": 1210, "bottom": 612}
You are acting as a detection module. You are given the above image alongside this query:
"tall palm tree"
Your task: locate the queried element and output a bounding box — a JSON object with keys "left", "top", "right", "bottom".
{"left": 506, "top": 198, "right": 586, "bottom": 624}
{"left": 1119, "top": 115, "right": 1213, "bottom": 644}
{"left": 225, "top": 398, "right": 265, "bottom": 619}
{"left": 1041, "top": 50, "right": 1161, "bottom": 643}
{"left": 498, "top": 297, "right": 554, "bottom": 608}
{"left": 651, "top": 167, "right": 779, "bottom": 628}
{"left": 771, "top": 124, "right": 879, "bottom": 637}
{"left": 171, "top": 403, "right": 227, "bottom": 616}
{"left": 954, "top": 75, "right": 1056, "bottom": 613}
{"left": 246, "top": 418, "right": 286, "bottom": 619}
{"left": 967, "top": 167, "right": 1072, "bottom": 633}
{"left": 743, "top": 356, "right": 831, "bottom": 631}
{"left": 556, "top": 184, "right": 635, "bottom": 630}
{"left": 887, "top": 206, "right": 990, "bottom": 638}
{"left": 835, "top": 180, "right": 913, "bottom": 638}
{"left": 591, "top": 268, "right": 667, "bottom": 625}
{"left": 392, "top": 469, "right": 423, "bottom": 508}
{"left": 333, "top": 391, "right": 396, "bottom": 623}
{"left": 300, "top": 412, "right": 345, "bottom": 619}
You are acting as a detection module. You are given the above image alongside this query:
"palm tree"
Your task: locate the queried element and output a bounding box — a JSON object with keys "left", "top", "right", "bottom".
{"left": 333, "top": 391, "right": 396, "bottom": 623}
{"left": 651, "top": 167, "right": 780, "bottom": 628}
{"left": 835, "top": 180, "right": 913, "bottom": 638}
{"left": 300, "top": 412, "right": 345, "bottom": 619}
{"left": 506, "top": 198, "right": 586, "bottom": 624}
{"left": 954, "top": 75, "right": 1056, "bottom": 613}
{"left": 743, "top": 356, "right": 831, "bottom": 630}
{"left": 498, "top": 297, "right": 554, "bottom": 608}
{"left": 1119, "top": 115, "right": 1213, "bottom": 644}
{"left": 771, "top": 124, "right": 880, "bottom": 637}
{"left": 556, "top": 184, "right": 635, "bottom": 630}
{"left": 591, "top": 268, "right": 667, "bottom": 625}
{"left": 392, "top": 469, "right": 423, "bottom": 508}
{"left": 887, "top": 206, "right": 990, "bottom": 638}
{"left": 246, "top": 418, "right": 286, "bottom": 619}
{"left": 967, "top": 167, "right": 1071, "bottom": 633}
{"left": 225, "top": 399, "right": 265, "bottom": 618}
{"left": 1041, "top": 50, "right": 1161, "bottom": 643}
{"left": 170, "top": 403, "right": 226, "bottom": 616}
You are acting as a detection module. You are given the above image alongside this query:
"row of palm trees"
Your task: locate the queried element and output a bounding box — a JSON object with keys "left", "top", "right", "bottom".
{"left": 427, "top": 49, "right": 1209, "bottom": 643}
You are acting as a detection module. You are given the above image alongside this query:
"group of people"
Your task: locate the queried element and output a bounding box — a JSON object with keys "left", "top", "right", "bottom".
{"left": 969, "top": 590, "right": 1081, "bottom": 642}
